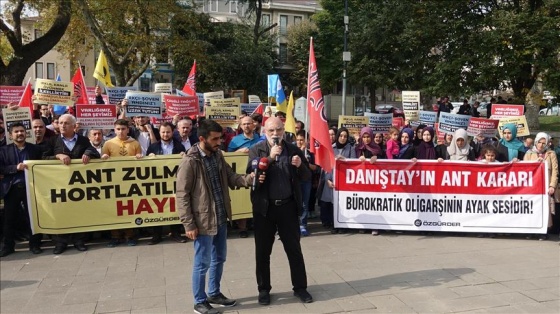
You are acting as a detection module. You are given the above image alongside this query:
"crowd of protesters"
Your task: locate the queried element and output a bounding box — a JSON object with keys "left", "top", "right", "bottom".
{"left": 1, "top": 89, "right": 559, "bottom": 259}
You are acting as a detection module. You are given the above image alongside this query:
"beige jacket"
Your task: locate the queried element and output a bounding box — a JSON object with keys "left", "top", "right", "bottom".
{"left": 524, "top": 150, "right": 558, "bottom": 226}
{"left": 176, "top": 144, "right": 252, "bottom": 235}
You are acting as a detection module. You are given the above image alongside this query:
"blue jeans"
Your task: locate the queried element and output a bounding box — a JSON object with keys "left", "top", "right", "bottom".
{"left": 300, "top": 181, "right": 311, "bottom": 228}
{"left": 192, "top": 224, "right": 228, "bottom": 304}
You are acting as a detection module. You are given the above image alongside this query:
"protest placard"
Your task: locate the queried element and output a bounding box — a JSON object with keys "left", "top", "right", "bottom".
{"left": 75, "top": 104, "right": 117, "bottom": 129}
{"left": 106, "top": 86, "right": 137, "bottom": 105}
{"left": 205, "top": 106, "right": 240, "bottom": 128}
{"left": 125, "top": 91, "right": 162, "bottom": 118}
{"left": 163, "top": 94, "right": 199, "bottom": 116}
{"left": 365, "top": 113, "right": 393, "bottom": 132}
{"left": 0, "top": 86, "right": 25, "bottom": 105}
{"left": 34, "top": 78, "right": 74, "bottom": 106}
{"left": 392, "top": 117, "right": 404, "bottom": 129}
{"left": 203, "top": 91, "right": 224, "bottom": 103}
{"left": 209, "top": 97, "right": 241, "bottom": 107}
{"left": 419, "top": 110, "right": 437, "bottom": 127}
{"left": 466, "top": 117, "right": 499, "bottom": 137}
{"left": 25, "top": 154, "right": 252, "bottom": 234}
{"left": 498, "top": 116, "right": 530, "bottom": 137}
{"left": 491, "top": 104, "right": 524, "bottom": 118}
{"left": 402, "top": 90, "right": 420, "bottom": 121}
{"left": 154, "top": 83, "right": 173, "bottom": 93}
{"left": 333, "top": 159, "right": 548, "bottom": 234}
{"left": 438, "top": 112, "right": 471, "bottom": 134}
{"left": 2, "top": 107, "right": 35, "bottom": 144}
{"left": 338, "top": 115, "right": 369, "bottom": 139}
{"left": 240, "top": 103, "right": 259, "bottom": 115}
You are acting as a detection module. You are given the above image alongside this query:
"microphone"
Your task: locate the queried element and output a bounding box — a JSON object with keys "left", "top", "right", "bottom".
{"left": 272, "top": 137, "right": 280, "bottom": 162}
{"left": 258, "top": 157, "right": 269, "bottom": 171}
{"left": 251, "top": 158, "right": 259, "bottom": 191}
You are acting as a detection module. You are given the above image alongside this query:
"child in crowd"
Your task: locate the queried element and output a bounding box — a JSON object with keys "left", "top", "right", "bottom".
{"left": 385, "top": 127, "right": 400, "bottom": 159}
{"left": 481, "top": 145, "right": 500, "bottom": 163}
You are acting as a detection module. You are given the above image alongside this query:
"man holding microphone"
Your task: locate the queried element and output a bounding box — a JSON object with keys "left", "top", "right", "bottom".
{"left": 248, "top": 117, "right": 313, "bottom": 305}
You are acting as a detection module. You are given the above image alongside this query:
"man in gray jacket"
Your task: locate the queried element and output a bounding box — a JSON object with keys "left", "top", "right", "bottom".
{"left": 176, "top": 119, "right": 260, "bottom": 314}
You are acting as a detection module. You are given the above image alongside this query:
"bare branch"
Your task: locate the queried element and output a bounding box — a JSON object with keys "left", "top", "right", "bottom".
{"left": 126, "top": 58, "right": 150, "bottom": 86}
{"left": 0, "top": 19, "right": 22, "bottom": 51}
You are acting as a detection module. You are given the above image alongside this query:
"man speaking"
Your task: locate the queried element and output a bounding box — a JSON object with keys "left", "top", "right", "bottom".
{"left": 248, "top": 117, "right": 313, "bottom": 305}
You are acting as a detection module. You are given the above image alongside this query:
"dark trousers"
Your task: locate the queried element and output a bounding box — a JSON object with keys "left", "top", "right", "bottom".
{"left": 3, "top": 185, "right": 42, "bottom": 249}
{"left": 253, "top": 199, "right": 307, "bottom": 292}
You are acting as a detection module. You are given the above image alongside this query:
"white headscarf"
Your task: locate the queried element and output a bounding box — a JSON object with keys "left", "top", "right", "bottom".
{"left": 447, "top": 128, "right": 471, "bottom": 160}
{"left": 532, "top": 132, "right": 550, "bottom": 153}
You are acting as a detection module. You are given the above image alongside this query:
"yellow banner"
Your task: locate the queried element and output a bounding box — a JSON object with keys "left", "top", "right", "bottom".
{"left": 497, "top": 116, "right": 530, "bottom": 137}
{"left": 338, "top": 115, "right": 369, "bottom": 140}
{"left": 26, "top": 153, "right": 252, "bottom": 234}
{"left": 205, "top": 106, "right": 240, "bottom": 128}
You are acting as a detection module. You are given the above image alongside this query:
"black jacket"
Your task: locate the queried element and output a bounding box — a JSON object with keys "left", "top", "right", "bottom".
{"left": 0, "top": 143, "right": 43, "bottom": 198}
{"left": 248, "top": 140, "right": 311, "bottom": 217}
{"left": 44, "top": 134, "right": 101, "bottom": 159}
{"left": 146, "top": 139, "right": 186, "bottom": 155}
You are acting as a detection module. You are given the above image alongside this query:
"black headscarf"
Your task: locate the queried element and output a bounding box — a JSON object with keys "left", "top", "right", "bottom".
{"left": 335, "top": 127, "right": 350, "bottom": 149}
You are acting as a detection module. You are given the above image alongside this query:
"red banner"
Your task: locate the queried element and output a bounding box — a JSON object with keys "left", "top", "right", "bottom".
{"left": 75, "top": 104, "right": 117, "bottom": 128}
{"left": 0, "top": 86, "right": 25, "bottom": 105}
{"left": 163, "top": 94, "right": 200, "bottom": 116}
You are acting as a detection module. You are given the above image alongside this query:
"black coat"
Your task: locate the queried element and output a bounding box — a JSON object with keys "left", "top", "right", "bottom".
{"left": 248, "top": 140, "right": 311, "bottom": 217}
{"left": 146, "top": 139, "right": 186, "bottom": 155}
{"left": 0, "top": 143, "right": 43, "bottom": 198}
{"left": 44, "top": 134, "right": 101, "bottom": 159}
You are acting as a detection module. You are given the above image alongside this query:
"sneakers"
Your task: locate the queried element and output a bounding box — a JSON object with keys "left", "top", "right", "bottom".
{"left": 239, "top": 230, "right": 248, "bottom": 238}
{"left": 207, "top": 292, "right": 236, "bottom": 307}
{"left": 371, "top": 230, "right": 379, "bottom": 236}
{"left": 194, "top": 301, "right": 221, "bottom": 314}
{"left": 300, "top": 227, "right": 309, "bottom": 237}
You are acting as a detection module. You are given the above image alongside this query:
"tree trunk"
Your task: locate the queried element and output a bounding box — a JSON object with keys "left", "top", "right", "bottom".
{"left": 524, "top": 75, "right": 542, "bottom": 131}
{"left": 0, "top": 0, "right": 71, "bottom": 85}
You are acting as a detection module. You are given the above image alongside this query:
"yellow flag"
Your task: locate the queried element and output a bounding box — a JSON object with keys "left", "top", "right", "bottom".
{"left": 93, "top": 50, "right": 114, "bottom": 87}
{"left": 284, "top": 91, "right": 296, "bottom": 134}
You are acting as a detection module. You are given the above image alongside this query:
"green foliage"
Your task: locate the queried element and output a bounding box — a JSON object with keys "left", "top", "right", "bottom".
{"left": 169, "top": 11, "right": 276, "bottom": 96}
{"left": 286, "top": 19, "right": 318, "bottom": 95}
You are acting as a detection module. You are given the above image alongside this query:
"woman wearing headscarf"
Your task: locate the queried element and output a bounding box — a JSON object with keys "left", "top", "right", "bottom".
{"left": 497, "top": 123, "right": 525, "bottom": 162}
{"left": 444, "top": 128, "right": 476, "bottom": 161}
{"left": 355, "top": 127, "right": 384, "bottom": 236}
{"left": 333, "top": 127, "right": 356, "bottom": 159}
{"left": 412, "top": 124, "right": 427, "bottom": 147}
{"left": 321, "top": 127, "right": 355, "bottom": 235}
{"left": 523, "top": 132, "right": 559, "bottom": 240}
{"left": 414, "top": 127, "right": 437, "bottom": 160}
{"left": 397, "top": 128, "right": 415, "bottom": 159}
{"left": 355, "top": 127, "right": 384, "bottom": 161}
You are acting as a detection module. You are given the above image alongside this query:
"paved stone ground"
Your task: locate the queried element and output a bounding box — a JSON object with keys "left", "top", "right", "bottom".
{"left": 1, "top": 220, "right": 559, "bottom": 314}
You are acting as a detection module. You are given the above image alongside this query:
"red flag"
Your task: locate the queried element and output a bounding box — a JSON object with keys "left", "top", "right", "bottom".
{"left": 72, "top": 68, "right": 89, "bottom": 104}
{"left": 251, "top": 103, "right": 264, "bottom": 115}
{"left": 307, "top": 38, "right": 334, "bottom": 173}
{"left": 182, "top": 60, "right": 196, "bottom": 96}
{"left": 18, "top": 80, "right": 33, "bottom": 114}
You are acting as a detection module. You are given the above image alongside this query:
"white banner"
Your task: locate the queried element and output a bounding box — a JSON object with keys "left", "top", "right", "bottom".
{"left": 333, "top": 160, "right": 549, "bottom": 234}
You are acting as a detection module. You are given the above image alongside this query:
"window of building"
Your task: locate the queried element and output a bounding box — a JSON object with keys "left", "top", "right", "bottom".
{"left": 35, "top": 62, "right": 43, "bottom": 79}
{"left": 47, "top": 63, "right": 55, "bottom": 79}
{"left": 202, "top": 0, "right": 209, "bottom": 12}
{"left": 34, "top": 29, "right": 43, "bottom": 40}
{"left": 279, "top": 15, "right": 288, "bottom": 35}
{"left": 210, "top": 0, "right": 218, "bottom": 12}
{"left": 294, "top": 16, "right": 302, "bottom": 25}
{"left": 262, "top": 14, "right": 270, "bottom": 26}
{"left": 230, "top": 1, "right": 238, "bottom": 13}
{"left": 81, "top": 65, "right": 86, "bottom": 76}
{"left": 279, "top": 44, "right": 288, "bottom": 64}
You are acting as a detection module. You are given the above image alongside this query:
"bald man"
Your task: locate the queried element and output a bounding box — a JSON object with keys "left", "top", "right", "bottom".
{"left": 247, "top": 117, "right": 313, "bottom": 305}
